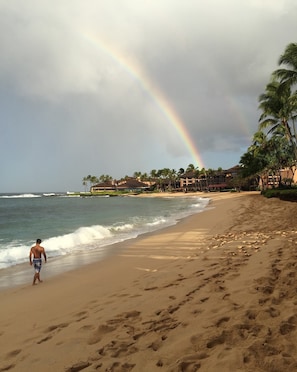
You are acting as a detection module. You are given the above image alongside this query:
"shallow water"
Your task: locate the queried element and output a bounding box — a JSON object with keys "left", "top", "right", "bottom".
{"left": 0, "top": 193, "right": 210, "bottom": 287}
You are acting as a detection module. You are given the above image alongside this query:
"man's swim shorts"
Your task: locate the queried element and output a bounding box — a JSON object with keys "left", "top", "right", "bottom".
{"left": 33, "top": 258, "right": 42, "bottom": 273}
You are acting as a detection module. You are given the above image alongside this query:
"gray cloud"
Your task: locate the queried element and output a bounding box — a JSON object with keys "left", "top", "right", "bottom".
{"left": 1, "top": 0, "right": 296, "bottom": 191}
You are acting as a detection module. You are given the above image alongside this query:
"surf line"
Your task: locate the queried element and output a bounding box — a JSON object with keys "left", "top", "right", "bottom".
{"left": 82, "top": 32, "right": 205, "bottom": 169}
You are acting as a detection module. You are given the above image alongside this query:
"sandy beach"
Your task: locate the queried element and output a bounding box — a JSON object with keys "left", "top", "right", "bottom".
{"left": 1, "top": 191, "right": 297, "bottom": 372}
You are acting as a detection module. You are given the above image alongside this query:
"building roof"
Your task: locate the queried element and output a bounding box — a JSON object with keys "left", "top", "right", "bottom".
{"left": 117, "top": 179, "right": 148, "bottom": 189}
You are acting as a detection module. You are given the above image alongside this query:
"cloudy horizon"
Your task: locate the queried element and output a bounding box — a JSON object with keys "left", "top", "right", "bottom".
{"left": 1, "top": 0, "right": 296, "bottom": 192}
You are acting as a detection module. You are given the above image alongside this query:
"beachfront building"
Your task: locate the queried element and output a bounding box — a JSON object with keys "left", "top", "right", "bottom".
{"left": 258, "top": 166, "right": 297, "bottom": 190}
{"left": 179, "top": 171, "right": 198, "bottom": 191}
{"left": 179, "top": 166, "right": 242, "bottom": 192}
{"left": 90, "top": 180, "right": 115, "bottom": 192}
{"left": 90, "top": 178, "right": 150, "bottom": 193}
{"left": 89, "top": 164, "right": 287, "bottom": 194}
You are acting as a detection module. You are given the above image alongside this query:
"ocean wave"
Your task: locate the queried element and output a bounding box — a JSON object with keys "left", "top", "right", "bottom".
{"left": 0, "top": 196, "right": 210, "bottom": 270}
{"left": 146, "top": 217, "right": 167, "bottom": 227}
{"left": 0, "top": 222, "right": 136, "bottom": 269}
{"left": 0, "top": 193, "right": 42, "bottom": 198}
{"left": 0, "top": 242, "right": 31, "bottom": 269}
{"left": 44, "top": 225, "right": 112, "bottom": 254}
{"left": 190, "top": 197, "right": 210, "bottom": 208}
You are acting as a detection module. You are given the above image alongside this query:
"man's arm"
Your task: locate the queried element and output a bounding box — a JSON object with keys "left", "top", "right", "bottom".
{"left": 42, "top": 248, "right": 47, "bottom": 262}
{"left": 29, "top": 248, "right": 33, "bottom": 265}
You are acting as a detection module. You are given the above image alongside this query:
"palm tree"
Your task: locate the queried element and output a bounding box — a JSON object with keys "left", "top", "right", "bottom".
{"left": 258, "top": 78, "right": 297, "bottom": 161}
{"left": 240, "top": 131, "right": 270, "bottom": 190}
{"left": 273, "top": 43, "right": 297, "bottom": 161}
{"left": 82, "top": 175, "right": 92, "bottom": 191}
{"left": 90, "top": 176, "right": 99, "bottom": 186}
{"left": 99, "top": 174, "right": 113, "bottom": 183}
{"left": 274, "top": 43, "right": 297, "bottom": 89}
{"left": 82, "top": 177, "right": 88, "bottom": 192}
{"left": 186, "top": 164, "right": 195, "bottom": 172}
{"left": 178, "top": 168, "right": 185, "bottom": 176}
{"left": 243, "top": 126, "right": 295, "bottom": 189}
{"left": 133, "top": 171, "right": 142, "bottom": 179}
{"left": 160, "top": 168, "right": 171, "bottom": 190}
{"left": 249, "top": 130, "right": 268, "bottom": 155}
{"left": 168, "top": 169, "right": 178, "bottom": 190}
{"left": 140, "top": 172, "right": 148, "bottom": 181}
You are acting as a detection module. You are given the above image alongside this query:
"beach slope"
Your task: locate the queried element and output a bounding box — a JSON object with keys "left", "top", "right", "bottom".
{"left": 0, "top": 192, "right": 297, "bottom": 372}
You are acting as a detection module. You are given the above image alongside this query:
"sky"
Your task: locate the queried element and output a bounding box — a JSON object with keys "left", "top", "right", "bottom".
{"left": 1, "top": 0, "right": 297, "bottom": 192}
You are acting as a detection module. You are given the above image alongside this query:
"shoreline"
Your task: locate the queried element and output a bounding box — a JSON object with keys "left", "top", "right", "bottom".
{"left": 1, "top": 191, "right": 297, "bottom": 371}
{"left": 0, "top": 191, "right": 234, "bottom": 291}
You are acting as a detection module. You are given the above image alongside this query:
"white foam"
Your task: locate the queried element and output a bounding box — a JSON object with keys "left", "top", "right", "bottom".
{"left": 44, "top": 225, "right": 112, "bottom": 254}
{"left": 0, "top": 196, "right": 211, "bottom": 270}
{"left": 0, "top": 193, "right": 41, "bottom": 198}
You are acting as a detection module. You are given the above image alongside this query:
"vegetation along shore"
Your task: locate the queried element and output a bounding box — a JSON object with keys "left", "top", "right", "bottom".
{"left": 81, "top": 43, "right": 297, "bottom": 201}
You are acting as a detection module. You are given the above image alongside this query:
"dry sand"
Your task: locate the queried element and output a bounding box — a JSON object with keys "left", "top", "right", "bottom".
{"left": 0, "top": 192, "right": 297, "bottom": 372}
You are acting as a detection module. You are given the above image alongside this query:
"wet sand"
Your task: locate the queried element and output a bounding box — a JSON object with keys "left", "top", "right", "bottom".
{"left": 1, "top": 192, "right": 297, "bottom": 371}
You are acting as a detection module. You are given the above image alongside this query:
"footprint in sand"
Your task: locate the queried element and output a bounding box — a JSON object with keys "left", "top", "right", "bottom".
{"left": 45, "top": 323, "right": 69, "bottom": 332}
{"left": 65, "top": 361, "right": 91, "bottom": 372}
{"left": 88, "top": 324, "right": 116, "bottom": 345}
{"left": 103, "top": 361, "right": 135, "bottom": 372}
{"left": 177, "top": 360, "right": 201, "bottom": 371}
{"left": 37, "top": 335, "right": 53, "bottom": 344}
{"left": 0, "top": 363, "right": 16, "bottom": 371}
{"left": 215, "top": 316, "right": 230, "bottom": 327}
{"left": 37, "top": 323, "right": 69, "bottom": 344}
{"left": 148, "top": 339, "right": 162, "bottom": 351}
{"left": 74, "top": 311, "right": 89, "bottom": 322}
{"left": 245, "top": 309, "right": 257, "bottom": 320}
{"left": 279, "top": 315, "right": 297, "bottom": 335}
{"left": 98, "top": 340, "right": 138, "bottom": 358}
{"left": 78, "top": 324, "right": 94, "bottom": 332}
{"left": 206, "top": 331, "right": 227, "bottom": 348}
{"left": 5, "top": 349, "right": 22, "bottom": 359}
{"left": 174, "top": 353, "right": 210, "bottom": 371}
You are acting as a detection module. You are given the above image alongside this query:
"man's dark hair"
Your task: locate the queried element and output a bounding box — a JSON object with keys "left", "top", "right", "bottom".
{"left": 36, "top": 239, "right": 42, "bottom": 244}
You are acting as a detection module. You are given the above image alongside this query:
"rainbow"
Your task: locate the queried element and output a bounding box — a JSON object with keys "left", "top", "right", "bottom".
{"left": 82, "top": 32, "right": 205, "bottom": 169}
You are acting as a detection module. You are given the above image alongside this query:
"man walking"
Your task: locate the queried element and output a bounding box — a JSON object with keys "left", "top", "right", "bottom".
{"left": 29, "top": 239, "right": 47, "bottom": 285}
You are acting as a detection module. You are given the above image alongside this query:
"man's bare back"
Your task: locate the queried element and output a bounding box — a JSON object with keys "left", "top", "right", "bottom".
{"left": 29, "top": 239, "right": 47, "bottom": 285}
{"left": 30, "top": 245, "right": 46, "bottom": 259}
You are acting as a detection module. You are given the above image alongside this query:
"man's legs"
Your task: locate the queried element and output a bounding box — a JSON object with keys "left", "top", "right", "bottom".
{"left": 32, "top": 259, "right": 42, "bottom": 285}
{"left": 32, "top": 272, "right": 42, "bottom": 285}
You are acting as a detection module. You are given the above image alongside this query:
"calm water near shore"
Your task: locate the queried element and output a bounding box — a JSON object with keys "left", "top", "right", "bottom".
{"left": 0, "top": 193, "right": 210, "bottom": 282}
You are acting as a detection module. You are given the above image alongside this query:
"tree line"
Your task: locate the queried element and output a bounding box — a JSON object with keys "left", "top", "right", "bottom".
{"left": 240, "top": 42, "right": 297, "bottom": 188}
{"left": 82, "top": 164, "right": 224, "bottom": 191}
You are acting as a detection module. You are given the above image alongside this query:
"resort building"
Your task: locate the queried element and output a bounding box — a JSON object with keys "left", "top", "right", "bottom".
{"left": 89, "top": 165, "right": 296, "bottom": 194}
{"left": 179, "top": 166, "right": 242, "bottom": 191}
{"left": 258, "top": 166, "right": 297, "bottom": 190}
{"left": 90, "top": 178, "right": 149, "bottom": 193}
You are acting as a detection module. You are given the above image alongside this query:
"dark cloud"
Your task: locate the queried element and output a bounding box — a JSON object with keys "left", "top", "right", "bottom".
{"left": 1, "top": 0, "right": 296, "bottom": 191}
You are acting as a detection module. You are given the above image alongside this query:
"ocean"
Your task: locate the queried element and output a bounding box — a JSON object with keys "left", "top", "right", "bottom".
{"left": 0, "top": 192, "right": 210, "bottom": 288}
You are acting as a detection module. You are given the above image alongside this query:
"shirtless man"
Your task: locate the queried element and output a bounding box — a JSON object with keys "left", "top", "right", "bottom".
{"left": 29, "top": 239, "right": 47, "bottom": 285}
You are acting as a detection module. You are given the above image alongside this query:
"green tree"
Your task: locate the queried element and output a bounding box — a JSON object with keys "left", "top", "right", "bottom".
{"left": 273, "top": 43, "right": 297, "bottom": 160}
{"left": 240, "top": 131, "right": 270, "bottom": 190}
{"left": 139, "top": 172, "right": 148, "bottom": 181}
{"left": 178, "top": 168, "right": 185, "bottom": 176}
{"left": 258, "top": 78, "right": 297, "bottom": 162}
{"left": 274, "top": 43, "right": 297, "bottom": 89}
{"left": 133, "top": 171, "right": 142, "bottom": 179}
{"left": 186, "top": 163, "right": 195, "bottom": 172}
{"left": 82, "top": 175, "right": 92, "bottom": 191}
{"left": 98, "top": 174, "right": 113, "bottom": 183}
{"left": 90, "top": 176, "right": 98, "bottom": 186}
{"left": 82, "top": 177, "right": 88, "bottom": 191}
